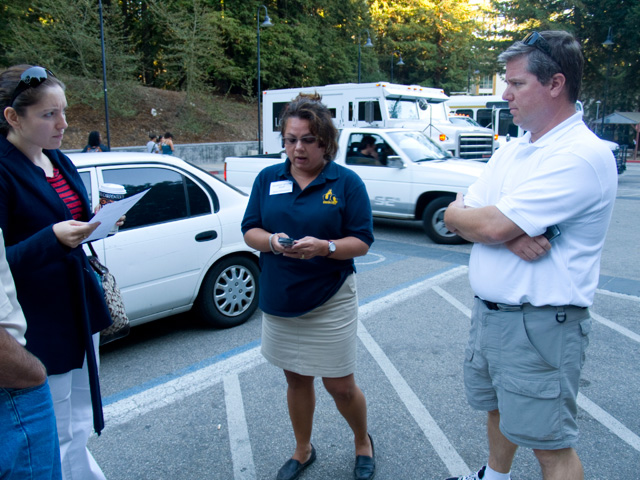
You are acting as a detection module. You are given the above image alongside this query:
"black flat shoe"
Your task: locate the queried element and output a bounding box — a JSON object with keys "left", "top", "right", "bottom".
{"left": 276, "top": 445, "right": 316, "bottom": 480}
{"left": 354, "top": 433, "right": 375, "bottom": 480}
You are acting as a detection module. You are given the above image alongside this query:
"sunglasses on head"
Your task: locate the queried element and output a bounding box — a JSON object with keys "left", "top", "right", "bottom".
{"left": 521, "top": 32, "right": 562, "bottom": 68}
{"left": 10, "top": 66, "right": 56, "bottom": 106}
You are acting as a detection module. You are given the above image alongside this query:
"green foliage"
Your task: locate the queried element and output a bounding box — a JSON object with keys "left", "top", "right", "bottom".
{"left": 369, "top": 0, "right": 488, "bottom": 92}
{"left": 2, "top": 0, "right": 639, "bottom": 121}
{"left": 5, "top": 0, "right": 138, "bottom": 81}
{"left": 493, "top": 0, "right": 640, "bottom": 137}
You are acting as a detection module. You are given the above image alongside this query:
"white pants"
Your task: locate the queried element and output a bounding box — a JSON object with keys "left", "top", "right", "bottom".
{"left": 48, "top": 333, "right": 105, "bottom": 480}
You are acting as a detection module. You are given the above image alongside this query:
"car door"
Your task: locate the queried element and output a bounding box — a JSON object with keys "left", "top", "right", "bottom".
{"left": 96, "top": 164, "right": 223, "bottom": 323}
{"left": 343, "top": 133, "right": 414, "bottom": 217}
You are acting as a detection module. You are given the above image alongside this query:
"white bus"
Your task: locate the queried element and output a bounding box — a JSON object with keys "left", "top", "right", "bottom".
{"left": 447, "top": 95, "right": 521, "bottom": 147}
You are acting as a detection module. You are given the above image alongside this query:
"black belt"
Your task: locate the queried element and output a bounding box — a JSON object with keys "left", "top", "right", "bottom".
{"left": 475, "top": 296, "right": 586, "bottom": 323}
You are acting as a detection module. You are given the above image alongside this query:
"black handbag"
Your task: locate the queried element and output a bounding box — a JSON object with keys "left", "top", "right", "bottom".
{"left": 87, "top": 243, "right": 130, "bottom": 345}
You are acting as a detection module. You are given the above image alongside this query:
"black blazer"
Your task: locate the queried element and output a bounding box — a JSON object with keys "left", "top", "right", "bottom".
{"left": 0, "top": 135, "right": 111, "bottom": 375}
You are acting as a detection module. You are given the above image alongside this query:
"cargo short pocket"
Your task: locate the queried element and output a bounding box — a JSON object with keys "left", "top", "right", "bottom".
{"left": 497, "top": 374, "right": 561, "bottom": 443}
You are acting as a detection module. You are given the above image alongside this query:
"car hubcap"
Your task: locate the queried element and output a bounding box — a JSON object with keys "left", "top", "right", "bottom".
{"left": 214, "top": 265, "right": 256, "bottom": 317}
{"left": 432, "top": 207, "right": 456, "bottom": 237}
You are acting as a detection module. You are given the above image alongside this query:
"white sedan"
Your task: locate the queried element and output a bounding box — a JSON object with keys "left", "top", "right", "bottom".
{"left": 70, "top": 152, "right": 260, "bottom": 332}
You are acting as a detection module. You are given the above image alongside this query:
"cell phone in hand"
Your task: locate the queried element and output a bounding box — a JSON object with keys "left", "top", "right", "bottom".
{"left": 543, "top": 225, "right": 561, "bottom": 241}
{"left": 278, "top": 237, "right": 295, "bottom": 246}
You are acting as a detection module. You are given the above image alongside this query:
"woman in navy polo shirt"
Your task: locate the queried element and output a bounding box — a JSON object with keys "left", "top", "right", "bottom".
{"left": 242, "top": 93, "right": 375, "bottom": 480}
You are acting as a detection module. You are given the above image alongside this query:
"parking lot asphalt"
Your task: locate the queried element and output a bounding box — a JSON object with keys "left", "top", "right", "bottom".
{"left": 90, "top": 163, "right": 640, "bottom": 479}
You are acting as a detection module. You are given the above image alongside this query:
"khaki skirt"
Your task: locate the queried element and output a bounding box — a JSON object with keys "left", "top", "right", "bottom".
{"left": 261, "top": 274, "right": 358, "bottom": 378}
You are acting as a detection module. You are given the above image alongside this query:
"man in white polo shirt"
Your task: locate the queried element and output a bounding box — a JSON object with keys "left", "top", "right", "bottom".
{"left": 0, "top": 229, "right": 61, "bottom": 479}
{"left": 444, "top": 31, "right": 617, "bottom": 480}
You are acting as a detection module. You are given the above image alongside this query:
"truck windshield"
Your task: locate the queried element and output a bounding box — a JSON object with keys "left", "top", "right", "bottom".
{"left": 387, "top": 98, "right": 420, "bottom": 120}
{"left": 387, "top": 130, "right": 451, "bottom": 162}
{"left": 387, "top": 97, "right": 450, "bottom": 124}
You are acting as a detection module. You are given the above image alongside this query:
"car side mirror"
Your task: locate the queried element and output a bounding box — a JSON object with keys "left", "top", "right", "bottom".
{"left": 386, "top": 156, "right": 405, "bottom": 168}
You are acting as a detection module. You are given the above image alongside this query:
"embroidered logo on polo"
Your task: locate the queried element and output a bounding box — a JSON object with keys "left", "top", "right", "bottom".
{"left": 322, "top": 189, "right": 338, "bottom": 205}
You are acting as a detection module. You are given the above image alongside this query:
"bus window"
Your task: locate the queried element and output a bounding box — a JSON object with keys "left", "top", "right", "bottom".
{"left": 476, "top": 109, "right": 492, "bottom": 128}
{"left": 358, "top": 101, "right": 382, "bottom": 122}
{"left": 497, "top": 110, "right": 518, "bottom": 137}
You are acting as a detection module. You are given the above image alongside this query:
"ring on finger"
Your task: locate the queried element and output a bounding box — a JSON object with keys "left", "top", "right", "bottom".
{"left": 301, "top": 254, "right": 305, "bottom": 260}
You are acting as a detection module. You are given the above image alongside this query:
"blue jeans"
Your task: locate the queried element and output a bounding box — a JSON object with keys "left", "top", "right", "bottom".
{"left": 0, "top": 379, "right": 62, "bottom": 479}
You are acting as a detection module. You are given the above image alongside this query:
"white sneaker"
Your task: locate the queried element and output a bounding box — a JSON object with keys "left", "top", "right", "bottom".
{"left": 445, "top": 465, "right": 487, "bottom": 480}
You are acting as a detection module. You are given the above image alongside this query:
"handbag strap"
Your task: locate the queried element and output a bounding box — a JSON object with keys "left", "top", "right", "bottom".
{"left": 86, "top": 242, "right": 108, "bottom": 276}
{"left": 87, "top": 241, "right": 98, "bottom": 258}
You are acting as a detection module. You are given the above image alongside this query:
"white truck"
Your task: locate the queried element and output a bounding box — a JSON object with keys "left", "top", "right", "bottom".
{"left": 262, "top": 82, "right": 496, "bottom": 161}
{"left": 448, "top": 95, "right": 626, "bottom": 172}
{"left": 225, "top": 127, "right": 485, "bottom": 244}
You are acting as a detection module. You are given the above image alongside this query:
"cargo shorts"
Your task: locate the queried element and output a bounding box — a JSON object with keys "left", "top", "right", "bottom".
{"left": 464, "top": 297, "right": 592, "bottom": 450}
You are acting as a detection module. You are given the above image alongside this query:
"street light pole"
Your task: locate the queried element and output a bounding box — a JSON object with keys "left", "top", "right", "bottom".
{"left": 600, "top": 27, "right": 614, "bottom": 139}
{"left": 98, "top": 0, "right": 111, "bottom": 150}
{"left": 595, "top": 100, "right": 601, "bottom": 135}
{"left": 257, "top": 5, "right": 273, "bottom": 155}
{"left": 390, "top": 50, "right": 404, "bottom": 83}
{"left": 357, "top": 30, "right": 373, "bottom": 84}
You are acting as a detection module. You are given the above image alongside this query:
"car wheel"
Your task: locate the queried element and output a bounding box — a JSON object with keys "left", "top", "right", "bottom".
{"left": 195, "top": 256, "right": 260, "bottom": 328}
{"left": 422, "top": 196, "right": 466, "bottom": 245}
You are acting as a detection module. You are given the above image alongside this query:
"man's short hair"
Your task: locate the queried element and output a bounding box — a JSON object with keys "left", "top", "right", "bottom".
{"left": 361, "top": 135, "right": 376, "bottom": 148}
{"left": 498, "top": 31, "right": 583, "bottom": 103}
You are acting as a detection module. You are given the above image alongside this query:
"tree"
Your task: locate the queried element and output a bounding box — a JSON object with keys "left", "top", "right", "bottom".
{"left": 492, "top": 0, "right": 640, "bottom": 139}
{"left": 369, "top": 0, "right": 486, "bottom": 93}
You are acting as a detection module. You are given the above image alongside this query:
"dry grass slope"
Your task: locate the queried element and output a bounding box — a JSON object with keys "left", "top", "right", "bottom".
{"left": 62, "top": 84, "right": 257, "bottom": 150}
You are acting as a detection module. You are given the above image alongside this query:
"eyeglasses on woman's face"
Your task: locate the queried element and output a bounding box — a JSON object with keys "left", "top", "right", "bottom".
{"left": 10, "top": 66, "right": 56, "bottom": 106}
{"left": 282, "top": 135, "right": 317, "bottom": 146}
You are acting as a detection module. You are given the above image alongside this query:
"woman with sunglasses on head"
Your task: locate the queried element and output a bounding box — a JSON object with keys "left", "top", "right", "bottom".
{"left": 242, "top": 93, "right": 376, "bottom": 480}
{"left": 0, "top": 65, "right": 112, "bottom": 480}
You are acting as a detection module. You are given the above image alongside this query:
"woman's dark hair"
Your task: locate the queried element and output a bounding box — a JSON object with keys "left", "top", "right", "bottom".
{"left": 88, "top": 131, "right": 101, "bottom": 147}
{"left": 163, "top": 132, "right": 173, "bottom": 139}
{"left": 279, "top": 93, "right": 339, "bottom": 161}
{"left": 0, "top": 64, "right": 66, "bottom": 137}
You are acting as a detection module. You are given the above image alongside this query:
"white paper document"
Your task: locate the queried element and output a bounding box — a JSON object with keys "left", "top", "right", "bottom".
{"left": 84, "top": 189, "right": 150, "bottom": 243}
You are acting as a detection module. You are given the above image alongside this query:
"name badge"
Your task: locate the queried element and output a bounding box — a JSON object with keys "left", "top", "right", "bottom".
{"left": 270, "top": 180, "right": 293, "bottom": 195}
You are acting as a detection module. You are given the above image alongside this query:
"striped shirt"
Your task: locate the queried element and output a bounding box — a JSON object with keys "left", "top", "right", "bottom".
{"left": 47, "top": 169, "right": 83, "bottom": 220}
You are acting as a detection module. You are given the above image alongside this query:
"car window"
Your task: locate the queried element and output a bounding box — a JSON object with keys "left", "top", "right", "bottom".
{"left": 79, "top": 171, "right": 92, "bottom": 199}
{"left": 345, "top": 134, "right": 393, "bottom": 166}
{"left": 102, "top": 167, "right": 211, "bottom": 230}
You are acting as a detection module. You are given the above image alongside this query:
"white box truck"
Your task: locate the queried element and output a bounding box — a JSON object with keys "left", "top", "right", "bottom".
{"left": 261, "top": 82, "right": 495, "bottom": 161}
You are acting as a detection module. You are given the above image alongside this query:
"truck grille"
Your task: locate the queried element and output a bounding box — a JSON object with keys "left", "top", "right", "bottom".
{"left": 458, "top": 134, "right": 494, "bottom": 160}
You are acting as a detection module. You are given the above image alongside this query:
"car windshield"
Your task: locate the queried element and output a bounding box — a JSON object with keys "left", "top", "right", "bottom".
{"left": 387, "top": 130, "right": 451, "bottom": 162}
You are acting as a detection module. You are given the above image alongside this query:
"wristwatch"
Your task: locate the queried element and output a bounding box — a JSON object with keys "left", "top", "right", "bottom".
{"left": 327, "top": 240, "right": 336, "bottom": 257}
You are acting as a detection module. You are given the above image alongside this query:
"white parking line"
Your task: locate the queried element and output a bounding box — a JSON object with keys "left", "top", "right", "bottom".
{"left": 224, "top": 374, "right": 257, "bottom": 479}
{"left": 432, "top": 285, "right": 471, "bottom": 318}
{"left": 104, "top": 266, "right": 470, "bottom": 479}
{"left": 359, "top": 266, "right": 470, "bottom": 475}
{"left": 434, "top": 284, "right": 640, "bottom": 455}
{"left": 103, "top": 347, "right": 265, "bottom": 427}
{"left": 577, "top": 393, "right": 640, "bottom": 453}
{"left": 590, "top": 311, "right": 640, "bottom": 343}
{"left": 596, "top": 288, "right": 640, "bottom": 303}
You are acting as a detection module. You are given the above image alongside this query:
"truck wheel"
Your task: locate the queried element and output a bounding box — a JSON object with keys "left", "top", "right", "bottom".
{"left": 422, "top": 197, "right": 466, "bottom": 245}
{"left": 195, "top": 256, "right": 260, "bottom": 328}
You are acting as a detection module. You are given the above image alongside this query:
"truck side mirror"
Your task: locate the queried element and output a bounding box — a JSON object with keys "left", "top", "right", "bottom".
{"left": 386, "top": 156, "right": 405, "bottom": 168}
